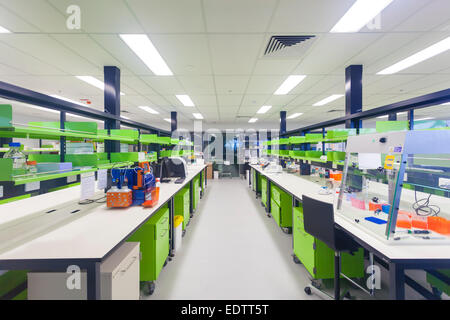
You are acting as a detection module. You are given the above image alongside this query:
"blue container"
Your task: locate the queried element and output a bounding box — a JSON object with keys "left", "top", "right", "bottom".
{"left": 382, "top": 204, "right": 391, "bottom": 214}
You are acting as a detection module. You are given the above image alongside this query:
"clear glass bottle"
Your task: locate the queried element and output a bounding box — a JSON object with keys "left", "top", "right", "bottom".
{"left": 3, "top": 142, "right": 27, "bottom": 176}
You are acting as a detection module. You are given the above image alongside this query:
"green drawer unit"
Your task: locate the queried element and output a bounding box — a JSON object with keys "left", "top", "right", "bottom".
{"left": 270, "top": 184, "right": 292, "bottom": 228}
{"left": 271, "top": 199, "right": 281, "bottom": 226}
{"left": 427, "top": 269, "right": 450, "bottom": 296}
{"left": 192, "top": 175, "right": 200, "bottom": 211}
{"left": 293, "top": 206, "right": 364, "bottom": 280}
{"left": 175, "top": 186, "right": 190, "bottom": 230}
{"left": 261, "top": 176, "right": 268, "bottom": 207}
{"left": 127, "top": 205, "right": 170, "bottom": 282}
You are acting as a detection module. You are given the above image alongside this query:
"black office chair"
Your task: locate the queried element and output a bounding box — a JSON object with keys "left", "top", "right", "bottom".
{"left": 302, "top": 195, "right": 360, "bottom": 300}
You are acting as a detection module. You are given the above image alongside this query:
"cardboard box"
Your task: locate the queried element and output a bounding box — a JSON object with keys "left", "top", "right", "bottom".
{"left": 206, "top": 163, "right": 213, "bottom": 179}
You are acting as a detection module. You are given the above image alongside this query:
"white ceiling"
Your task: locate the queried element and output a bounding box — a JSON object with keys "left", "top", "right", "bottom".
{"left": 0, "top": 0, "right": 449, "bottom": 131}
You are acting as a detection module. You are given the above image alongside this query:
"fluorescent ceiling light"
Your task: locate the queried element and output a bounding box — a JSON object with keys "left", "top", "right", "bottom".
{"left": 415, "top": 117, "right": 434, "bottom": 121}
{"left": 164, "top": 118, "right": 172, "bottom": 122}
{"left": 193, "top": 113, "right": 204, "bottom": 120}
{"left": 50, "top": 94, "right": 86, "bottom": 107}
{"left": 331, "top": 0, "right": 394, "bottom": 33}
{"left": 313, "top": 94, "right": 344, "bottom": 106}
{"left": 139, "top": 106, "right": 159, "bottom": 114}
{"left": 257, "top": 105, "right": 272, "bottom": 114}
{"left": 378, "top": 36, "right": 450, "bottom": 75}
{"left": 248, "top": 118, "right": 258, "bottom": 123}
{"left": 67, "top": 113, "right": 103, "bottom": 123}
{"left": 287, "top": 113, "right": 303, "bottom": 119}
{"left": 441, "top": 102, "right": 450, "bottom": 105}
{"left": 274, "top": 75, "right": 306, "bottom": 95}
{"left": 121, "top": 115, "right": 131, "bottom": 120}
{"left": 119, "top": 34, "right": 173, "bottom": 76}
{"left": 0, "top": 25, "right": 11, "bottom": 33}
{"left": 76, "top": 76, "right": 125, "bottom": 95}
{"left": 376, "top": 112, "right": 407, "bottom": 119}
{"left": 176, "top": 94, "right": 195, "bottom": 107}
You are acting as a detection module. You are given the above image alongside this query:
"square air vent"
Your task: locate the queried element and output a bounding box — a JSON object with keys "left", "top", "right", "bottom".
{"left": 263, "top": 35, "right": 316, "bottom": 58}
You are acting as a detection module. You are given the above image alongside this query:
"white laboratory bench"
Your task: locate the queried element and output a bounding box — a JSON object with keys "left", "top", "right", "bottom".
{"left": 0, "top": 164, "right": 207, "bottom": 300}
{"left": 249, "top": 164, "right": 450, "bottom": 300}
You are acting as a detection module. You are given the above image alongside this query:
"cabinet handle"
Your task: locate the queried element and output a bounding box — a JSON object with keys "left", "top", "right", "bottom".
{"left": 122, "top": 256, "right": 138, "bottom": 273}
{"left": 160, "top": 217, "right": 168, "bottom": 224}
{"left": 160, "top": 229, "right": 169, "bottom": 237}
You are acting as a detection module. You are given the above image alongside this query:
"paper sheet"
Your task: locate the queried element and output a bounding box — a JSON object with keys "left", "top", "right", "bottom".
{"left": 97, "top": 169, "right": 108, "bottom": 190}
{"left": 358, "top": 153, "right": 382, "bottom": 170}
{"left": 80, "top": 172, "right": 95, "bottom": 200}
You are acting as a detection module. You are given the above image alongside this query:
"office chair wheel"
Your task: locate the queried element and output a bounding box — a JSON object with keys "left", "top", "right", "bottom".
{"left": 292, "top": 254, "right": 301, "bottom": 264}
{"left": 141, "top": 281, "right": 155, "bottom": 296}
{"left": 281, "top": 227, "right": 292, "bottom": 234}
{"left": 304, "top": 286, "right": 312, "bottom": 295}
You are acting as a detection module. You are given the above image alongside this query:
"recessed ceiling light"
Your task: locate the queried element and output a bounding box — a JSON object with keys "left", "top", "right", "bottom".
{"left": 330, "top": 0, "right": 394, "bottom": 33}
{"left": 75, "top": 76, "right": 125, "bottom": 95}
{"left": 0, "top": 25, "right": 11, "bottom": 33}
{"left": 248, "top": 118, "right": 258, "bottom": 123}
{"left": 121, "top": 115, "right": 131, "bottom": 120}
{"left": 287, "top": 113, "right": 303, "bottom": 119}
{"left": 67, "top": 113, "right": 103, "bottom": 123}
{"left": 415, "top": 117, "right": 434, "bottom": 121}
{"left": 257, "top": 105, "right": 272, "bottom": 114}
{"left": 119, "top": 34, "right": 173, "bottom": 76}
{"left": 378, "top": 36, "right": 450, "bottom": 75}
{"left": 313, "top": 94, "right": 344, "bottom": 106}
{"left": 193, "top": 113, "right": 204, "bottom": 120}
{"left": 176, "top": 94, "right": 195, "bottom": 107}
{"left": 164, "top": 118, "right": 172, "bottom": 122}
{"left": 274, "top": 75, "right": 307, "bottom": 95}
{"left": 441, "top": 102, "right": 450, "bottom": 105}
{"left": 50, "top": 94, "right": 86, "bottom": 107}
{"left": 138, "top": 106, "right": 159, "bottom": 114}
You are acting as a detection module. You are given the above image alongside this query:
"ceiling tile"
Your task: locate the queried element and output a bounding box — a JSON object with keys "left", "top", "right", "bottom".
{"left": 214, "top": 76, "right": 249, "bottom": 94}
{"left": 126, "top": 0, "right": 205, "bottom": 33}
{"left": 140, "top": 76, "right": 184, "bottom": 95}
{"left": 177, "top": 76, "right": 215, "bottom": 95}
{"left": 203, "top": 0, "right": 276, "bottom": 32}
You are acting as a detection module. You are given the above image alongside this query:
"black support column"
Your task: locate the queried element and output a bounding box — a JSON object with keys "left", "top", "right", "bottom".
{"left": 280, "top": 111, "right": 287, "bottom": 168}
{"left": 104, "top": 66, "right": 121, "bottom": 155}
{"left": 171, "top": 111, "right": 177, "bottom": 134}
{"left": 345, "top": 65, "right": 363, "bottom": 131}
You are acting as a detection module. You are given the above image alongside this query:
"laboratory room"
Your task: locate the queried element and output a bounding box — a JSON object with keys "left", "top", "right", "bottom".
{"left": 0, "top": 0, "right": 448, "bottom": 310}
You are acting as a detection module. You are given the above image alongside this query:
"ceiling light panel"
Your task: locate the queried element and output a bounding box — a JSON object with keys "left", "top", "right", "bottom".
{"left": 0, "top": 25, "right": 11, "bottom": 33}
{"left": 50, "top": 95, "right": 86, "bottom": 107}
{"left": 287, "top": 113, "right": 303, "bottom": 119}
{"left": 274, "top": 75, "right": 307, "bottom": 95}
{"left": 76, "top": 76, "right": 125, "bottom": 95}
{"left": 377, "top": 36, "right": 450, "bottom": 75}
{"left": 248, "top": 118, "right": 258, "bottom": 123}
{"left": 257, "top": 105, "right": 272, "bottom": 114}
{"left": 313, "top": 94, "right": 344, "bottom": 106}
{"left": 176, "top": 94, "right": 195, "bottom": 107}
{"left": 193, "top": 113, "right": 204, "bottom": 119}
{"left": 330, "top": 0, "right": 394, "bottom": 33}
{"left": 120, "top": 34, "right": 173, "bottom": 76}
{"left": 138, "top": 106, "right": 159, "bottom": 114}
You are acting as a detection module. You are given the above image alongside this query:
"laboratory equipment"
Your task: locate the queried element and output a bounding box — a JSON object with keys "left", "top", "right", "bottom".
{"left": 3, "top": 142, "right": 27, "bottom": 176}
{"left": 337, "top": 131, "right": 450, "bottom": 244}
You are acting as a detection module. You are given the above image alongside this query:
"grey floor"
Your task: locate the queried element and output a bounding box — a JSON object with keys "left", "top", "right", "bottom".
{"left": 148, "top": 178, "right": 317, "bottom": 300}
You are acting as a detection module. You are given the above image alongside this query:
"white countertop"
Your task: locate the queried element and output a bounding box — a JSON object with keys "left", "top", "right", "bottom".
{"left": 250, "top": 164, "right": 450, "bottom": 262}
{"left": 0, "top": 165, "right": 206, "bottom": 262}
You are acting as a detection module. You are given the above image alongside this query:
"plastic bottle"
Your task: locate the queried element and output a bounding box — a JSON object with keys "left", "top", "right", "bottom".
{"left": 3, "top": 142, "right": 27, "bottom": 176}
{"left": 27, "top": 160, "right": 37, "bottom": 176}
{"left": 155, "top": 177, "right": 161, "bottom": 201}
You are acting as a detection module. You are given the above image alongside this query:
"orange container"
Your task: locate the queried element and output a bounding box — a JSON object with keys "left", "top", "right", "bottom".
{"left": 396, "top": 212, "right": 412, "bottom": 229}
{"left": 142, "top": 187, "right": 160, "bottom": 208}
{"left": 107, "top": 189, "right": 132, "bottom": 208}
{"left": 411, "top": 214, "right": 428, "bottom": 230}
{"left": 428, "top": 216, "right": 450, "bottom": 235}
{"left": 369, "top": 202, "right": 383, "bottom": 211}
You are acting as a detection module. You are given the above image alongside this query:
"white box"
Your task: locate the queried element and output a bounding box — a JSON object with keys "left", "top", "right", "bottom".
{"left": 27, "top": 242, "right": 140, "bottom": 300}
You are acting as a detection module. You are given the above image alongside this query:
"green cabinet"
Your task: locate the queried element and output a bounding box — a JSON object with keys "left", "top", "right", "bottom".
{"left": 192, "top": 175, "right": 200, "bottom": 211}
{"left": 293, "top": 205, "right": 364, "bottom": 279}
{"left": 175, "top": 186, "right": 190, "bottom": 230}
{"left": 127, "top": 205, "right": 170, "bottom": 282}
{"left": 270, "top": 184, "right": 292, "bottom": 228}
{"left": 261, "top": 176, "right": 268, "bottom": 207}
